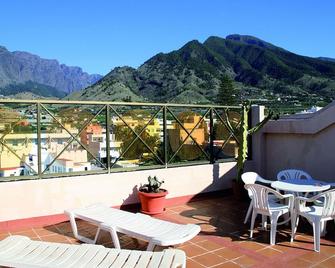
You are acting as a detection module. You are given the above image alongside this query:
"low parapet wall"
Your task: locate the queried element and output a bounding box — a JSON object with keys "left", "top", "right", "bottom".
{"left": 260, "top": 102, "right": 335, "bottom": 181}
{"left": 0, "top": 161, "right": 257, "bottom": 222}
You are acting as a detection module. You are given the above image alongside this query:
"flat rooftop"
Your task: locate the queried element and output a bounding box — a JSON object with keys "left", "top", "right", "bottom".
{"left": 1, "top": 196, "right": 335, "bottom": 267}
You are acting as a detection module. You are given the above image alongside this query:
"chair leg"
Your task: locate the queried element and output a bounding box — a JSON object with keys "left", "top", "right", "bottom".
{"left": 109, "top": 227, "right": 121, "bottom": 249}
{"left": 320, "top": 221, "right": 326, "bottom": 237}
{"left": 291, "top": 213, "right": 298, "bottom": 242}
{"left": 67, "top": 213, "right": 97, "bottom": 244}
{"left": 295, "top": 216, "right": 299, "bottom": 234}
{"left": 270, "top": 213, "right": 280, "bottom": 245}
{"left": 312, "top": 221, "right": 321, "bottom": 252}
{"left": 68, "top": 212, "right": 79, "bottom": 240}
{"left": 283, "top": 213, "right": 290, "bottom": 226}
{"left": 262, "top": 215, "right": 267, "bottom": 230}
{"left": 250, "top": 210, "right": 257, "bottom": 239}
{"left": 146, "top": 241, "right": 156, "bottom": 251}
{"left": 93, "top": 227, "right": 101, "bottom": 244}
{"left": 244, "top": 202, "right": 253, "bottom": 224}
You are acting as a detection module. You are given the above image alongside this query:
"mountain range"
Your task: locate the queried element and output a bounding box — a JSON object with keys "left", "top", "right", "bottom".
{"left": 68, "top": 34, "right": 335, "bottom": 107}
{"left": 0, "top": 45, "right": 102, "bottom": 98}
{"left": 1, "top": 35, "right": 335, "bottom": 107}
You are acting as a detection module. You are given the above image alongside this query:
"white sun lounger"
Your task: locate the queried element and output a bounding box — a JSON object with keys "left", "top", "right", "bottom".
{"left": 0, "top": 235, "right": 186, "bottom": 268}
{"left": 65, "top": 203, "right": 201, "bottom": 251}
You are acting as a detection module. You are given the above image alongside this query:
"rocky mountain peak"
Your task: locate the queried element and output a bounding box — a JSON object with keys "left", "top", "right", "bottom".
{"left": 226, "top": 34, "right": 283, "bottom": 50}
{"left": 0, "top": 46, "right": 102, "bottom": 95}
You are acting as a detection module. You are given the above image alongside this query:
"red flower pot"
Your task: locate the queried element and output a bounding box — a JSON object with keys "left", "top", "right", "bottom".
{"left": 138, "top": 190, "right": 168, "bottom": 215}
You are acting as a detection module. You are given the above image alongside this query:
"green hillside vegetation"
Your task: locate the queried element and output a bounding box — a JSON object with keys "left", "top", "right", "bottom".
{"left": 0, "top": 81, "right": 66, "bottom": 99}
{"left": 67, "top": 34, "right": 335, "bottom": 108}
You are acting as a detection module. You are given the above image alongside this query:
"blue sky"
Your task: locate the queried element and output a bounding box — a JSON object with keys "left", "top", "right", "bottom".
{"left": 1, "top": 0, "right": 334, "bottom": 75}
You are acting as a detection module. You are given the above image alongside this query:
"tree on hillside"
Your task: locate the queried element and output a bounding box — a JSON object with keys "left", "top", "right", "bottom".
{"left": 217, "top": 75, "right": 239, "bottom": 106}
{"left": 115, "top": 124, "right": 160, "bottom": 161}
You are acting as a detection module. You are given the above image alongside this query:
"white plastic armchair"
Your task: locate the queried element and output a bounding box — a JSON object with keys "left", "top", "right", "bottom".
{"left": 241, "top": 172, "right": 274, "bottom": 224}
{"left": 244, "top": 184, "right": 294, "bottom": 245}
{"left": 277, "top": 169, "right": 313, "bottom": 182}
{"left": 292, "top": 189, "right": 335, "bottom": 252}
{"left": 277, "top": 169, "right": 315, "bottom": 199}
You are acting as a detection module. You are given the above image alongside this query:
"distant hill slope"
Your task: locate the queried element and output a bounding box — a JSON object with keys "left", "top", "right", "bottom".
{"left": 0, "top": 81, "right": 66, "bottom": 99}
{"left": 66, "top": 67, "right": 144, "bottom": 102}
{"left": 0, "top": 45, "right": 102, "bottom": 98}
{"left": 319, "top": 57, "right": 335, "bottom": 63}
{"left": 69, "top": 34, "right": 335, "bottom": 106}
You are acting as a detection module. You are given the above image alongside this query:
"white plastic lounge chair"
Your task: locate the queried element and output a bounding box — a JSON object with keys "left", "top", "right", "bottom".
{"left": 0, "top": 235, "right": 186, "bottom": 268}
{"left": 244, "top": 184, "right": 294, "bottom": 245}
{"left": 241, "top": 172, "right": 275, "bottom": 224}
{"left": 292, "top": 189, "right": 335, "bottom": 252}
{"left": 65, "top": 204, "right": 201, "bottom": 251}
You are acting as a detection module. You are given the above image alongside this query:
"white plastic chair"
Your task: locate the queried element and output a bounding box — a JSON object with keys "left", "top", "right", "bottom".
{"left": 277, "top": 169, "right": 313, "bottom": 182}
{"left": 241, "top": 172, "right": 274, "bottom": 224}
{"left": 292, "top": 189, "right": 335, "bottom": 252}
{"left": 277, "top": 169, "right": 323, "bottom": 213}
{"left": 277, "top": 169, "right": 315, "bottom": 200}
{"left": 245, "top": 184, "right": 294, "bottom": 245}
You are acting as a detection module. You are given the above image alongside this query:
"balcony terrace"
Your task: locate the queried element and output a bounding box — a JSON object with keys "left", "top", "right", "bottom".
{"left": 1, "top": 99, "right": 335, "bottom": 267}
{"left": 1, "top": 196, "right": 335, "bottom": 267}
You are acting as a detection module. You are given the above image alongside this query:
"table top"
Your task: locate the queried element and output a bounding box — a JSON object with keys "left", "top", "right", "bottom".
{"left": 271, "top": 180, "right": 330, "bottom": 193}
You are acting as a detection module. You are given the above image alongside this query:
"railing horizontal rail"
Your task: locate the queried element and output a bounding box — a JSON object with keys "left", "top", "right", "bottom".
{"left": 0, "top": 99, "right": 240, "bottom": 109}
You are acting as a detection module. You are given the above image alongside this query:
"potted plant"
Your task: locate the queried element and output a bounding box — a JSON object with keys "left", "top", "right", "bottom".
{"left": 138, "top": 176, "right": 168, "bottom": 215}
{"left": 224, "top": 101, "right": 278, "bottom": 200}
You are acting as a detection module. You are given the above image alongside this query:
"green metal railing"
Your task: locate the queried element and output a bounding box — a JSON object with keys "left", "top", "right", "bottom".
{"left": 0, "top": 99, "right": 241, "bottom": 181}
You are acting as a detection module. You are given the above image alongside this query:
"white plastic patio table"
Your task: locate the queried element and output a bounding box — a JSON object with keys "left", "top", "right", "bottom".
{"left": 270, "top": 180, "right": 331, "bottom": 227}
{"left": 271, "top": 180, "right": 331, "bottom": 195}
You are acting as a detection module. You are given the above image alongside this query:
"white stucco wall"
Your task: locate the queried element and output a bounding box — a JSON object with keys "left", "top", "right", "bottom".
{"left": 258, "top": 101, "right": 335, "bottom": 182}
{"left": 0, "top": 161, "right": 252, "bottom": 221}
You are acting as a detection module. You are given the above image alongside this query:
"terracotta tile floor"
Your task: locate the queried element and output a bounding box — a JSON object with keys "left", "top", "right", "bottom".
{"left": 1, "top": 196, "right": 335, "bottom": 267}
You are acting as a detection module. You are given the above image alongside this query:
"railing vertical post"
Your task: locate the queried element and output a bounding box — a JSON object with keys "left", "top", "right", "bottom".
{"left": 106, "top": 105, "right": 111, "bottom": 173}
{"left": 209, "top": 108, "right": 214, "bottom": 164}
{"left": 251, "top": 105, "right": 265, "bottom": 174}
{"left": 37, "top": 102, "right": 42, "bottom": 178}
{"left": 163, "top": 105, "right": 168, "bottom": 168}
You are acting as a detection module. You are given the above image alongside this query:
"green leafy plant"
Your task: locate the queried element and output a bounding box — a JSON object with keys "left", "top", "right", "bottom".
{"left": 140, "top": 176, "right": 165, "bottom": 193}
{"left": 225, "top": 101, "right": 278, "bottom": 181}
